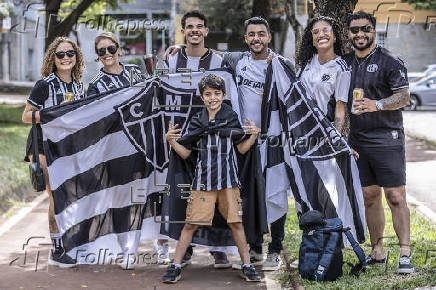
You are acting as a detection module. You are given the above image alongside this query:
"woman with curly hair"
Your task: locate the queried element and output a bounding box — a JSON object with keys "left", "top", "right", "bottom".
{"left": 21, "top": 36, "right": 85, "bottom": 268}
{"left": 296, "top": 16, "right": 350, "bottom": 134}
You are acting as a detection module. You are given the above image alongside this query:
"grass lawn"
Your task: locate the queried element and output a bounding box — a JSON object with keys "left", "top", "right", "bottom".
{"left": 0, "top": 104, "right": 35, "bottom": 214}
{"left": 281, "top": 199, "right": 436, "bottom": 289}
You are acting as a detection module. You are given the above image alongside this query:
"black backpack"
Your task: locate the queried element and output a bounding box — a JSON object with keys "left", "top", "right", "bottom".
{"left": 298, "top": 210, "right": 366, "bottom": 281}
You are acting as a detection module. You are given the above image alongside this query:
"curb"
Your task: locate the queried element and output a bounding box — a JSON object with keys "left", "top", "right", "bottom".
{"left": 0, "top": 192, "right": 48, "bottom": 237}
{"left": 407, "top": 195, "right": 436, "bottom": 225}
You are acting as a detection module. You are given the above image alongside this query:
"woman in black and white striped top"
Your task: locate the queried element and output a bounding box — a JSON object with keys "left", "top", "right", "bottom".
{"left": 21, "top": 36, "right": 85, "bottom": 268}
{"left": 87, "top": 32, "right": 143, "bottom": 97}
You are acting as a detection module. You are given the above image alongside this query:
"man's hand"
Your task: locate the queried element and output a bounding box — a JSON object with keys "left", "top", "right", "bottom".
{"left": 353, "top": 98, "right": 377, "bottom": 114}
{"left": 163, "top": 45, "right": 184, "bottom": 60}
{"left": 165, "top": 120, "right": 182, "bottom": 142}
{"left": 242, "top": 118, "right": 260, "bottom": 137}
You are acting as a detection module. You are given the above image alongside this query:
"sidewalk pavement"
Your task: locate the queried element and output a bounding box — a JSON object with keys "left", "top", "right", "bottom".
{"left": 0, "top": 197, "right": 282, "bottom": 290}
{"left": 403, "top": 111, "right": 436, "bottom": 144}
{"left": 0, "top": 94, "right": 27, "bottom": 105}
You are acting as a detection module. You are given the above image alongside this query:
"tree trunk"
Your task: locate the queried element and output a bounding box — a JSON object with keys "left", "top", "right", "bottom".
{"left": 314, "top": 0, "right": 358, "bottom": 53}
{"left": 251, "top": 0, "right": 271, "bottom": 20}
{"left": 45, "top": 0, "right": 95, "bottom": 50}
{"left": 284, "top": 0, "right": 304, "bottom": 55}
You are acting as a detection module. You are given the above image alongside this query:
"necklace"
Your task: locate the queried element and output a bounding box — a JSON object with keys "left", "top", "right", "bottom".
{"left": 355, "top": 46, "right": 377, "bottom": 67}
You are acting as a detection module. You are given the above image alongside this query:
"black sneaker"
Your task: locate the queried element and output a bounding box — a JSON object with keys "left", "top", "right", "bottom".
{"left": 48, "top": 249, "right": 76, "bottom": 268}
{"left": 162, "top": 264, "right": 182, "bottom": 283}
{"left": 181, "top": 252, "right": 192, "bottom": 268}
{"left": 212, "top": 251, "right": 231, "bottom": 269}
{"left": 240, "top": 264, "right": 261, "bottom": 282}
{"left": 398, "top": 255, "right": 414, "bottom": 274}
{"left": 365, "top": 255, "right": 387, "bottom": 267}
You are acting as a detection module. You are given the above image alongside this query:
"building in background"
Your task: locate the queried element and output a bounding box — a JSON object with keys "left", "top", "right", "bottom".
{"left": 282, "top": 0, "right": 436, "bottom": 71}
{"left": 355, "top": 0, "right": 436, "bottom": 72}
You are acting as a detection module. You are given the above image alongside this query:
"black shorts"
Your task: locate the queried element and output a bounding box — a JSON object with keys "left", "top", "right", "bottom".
{"left": 354, "top": 145, "right": 406, "bottom": 188}
{"left": 24, "top": 125, "right": 44, "bottom": 162}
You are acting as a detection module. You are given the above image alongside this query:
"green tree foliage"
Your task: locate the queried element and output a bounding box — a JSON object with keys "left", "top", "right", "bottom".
{"left": 401, "top": 0, "right": 436, "bottom": 10}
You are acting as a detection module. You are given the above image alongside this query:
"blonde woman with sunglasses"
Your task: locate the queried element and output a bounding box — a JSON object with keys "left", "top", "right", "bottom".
{"left": 22, "top": 36, "right": 85, "bottom": 268}
{"left": 87, "top": 32, "right": 142, "bottom": 97}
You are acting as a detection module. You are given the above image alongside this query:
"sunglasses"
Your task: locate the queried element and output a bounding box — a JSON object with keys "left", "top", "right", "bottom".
{"left": 55, "top": 50, "right": 76, "bottom": 59}
{"left": 311, "top": 26, "right": 333, "bottom": 35}
{"left": 97, "top": 45, "right": 118, "bottom": 57}
{"left": 349, "top": 25, "right": 374, "bottom": 34}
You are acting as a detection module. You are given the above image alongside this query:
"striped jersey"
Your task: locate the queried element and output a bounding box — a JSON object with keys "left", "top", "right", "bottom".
{"left": 177, "top": 103, "right": 246, "bottom": 191}
{"left": 87, "top": 63, "right": 143, "bottom": 96}
{"left": 299, "top": 55, "right": 350, "bottom": 121}
{"left": 27, "top": 72, "right": 85, "bottom": 109}
{"left": 163, "top": 47, "right": 222, "bottom": 73}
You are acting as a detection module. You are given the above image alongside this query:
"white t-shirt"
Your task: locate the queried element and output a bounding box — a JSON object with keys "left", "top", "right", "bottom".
{"left": 299, "top": 55, "right": 350, "bottom": 116}
{"left": 235, "top": 54, "right": 270, "bottom": 129}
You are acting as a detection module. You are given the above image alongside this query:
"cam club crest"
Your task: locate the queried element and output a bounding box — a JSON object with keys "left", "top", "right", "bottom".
{"left": 117, "top": 79, "right": 200, "bottom": 170}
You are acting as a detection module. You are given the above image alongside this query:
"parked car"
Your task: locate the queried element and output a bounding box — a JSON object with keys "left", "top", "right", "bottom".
{"left": 406, "top": 73, "right": 436, "bottom": 110}
{"left": 408, "top": 64, "right": 436, "bottom": 82}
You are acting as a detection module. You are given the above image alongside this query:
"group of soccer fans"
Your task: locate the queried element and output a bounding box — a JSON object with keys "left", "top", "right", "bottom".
{"left": 21, "top": 8, "right": 414, "bottom": 284}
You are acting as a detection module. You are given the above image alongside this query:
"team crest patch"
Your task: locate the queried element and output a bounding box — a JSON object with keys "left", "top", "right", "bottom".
{"left": 367, "top": 64, "right": 378, "bottom": 73}
{"left": 321, "top": 74, "right": 331, "bottom": 82}
{"left": 117, "top": 80, "right": 198, "bottom": 170}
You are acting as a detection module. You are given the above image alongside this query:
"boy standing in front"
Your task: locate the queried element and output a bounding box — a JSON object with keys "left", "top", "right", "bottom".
{"left": 162, "top": 74, "right": 262, "bottom": 283}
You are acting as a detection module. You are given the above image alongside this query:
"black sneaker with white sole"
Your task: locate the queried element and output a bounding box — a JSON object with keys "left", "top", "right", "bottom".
{"left": 240, "top": 264, "right": 261, "bottom": 282}
{"left": 398, "top": 255, "right": 414, "bottom": 274}
{"left": 162, "top": 264, "right": 182, "bottom": 283}
{"left": 180, "top": 252, "right": 192, "bottom": 268}
{"left": 48, "top": 250, "right": 76, "bottom": 268}
{"left": 365, "top": 255, "right": 387, "bottom": 267}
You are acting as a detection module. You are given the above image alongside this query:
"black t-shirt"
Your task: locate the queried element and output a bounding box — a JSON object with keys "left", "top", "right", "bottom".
{"left": 27, "top": 72, "right": 85, "bottom": 109}
{"left": 344, "top": 46, "right": 409, "bottom": 147}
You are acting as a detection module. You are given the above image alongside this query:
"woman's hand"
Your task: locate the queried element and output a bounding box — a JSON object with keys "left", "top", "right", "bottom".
{"left": 163, "top": 45, "right": 184, "bottom": 60}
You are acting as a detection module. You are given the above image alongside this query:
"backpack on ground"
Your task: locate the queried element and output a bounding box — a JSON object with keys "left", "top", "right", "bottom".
{"left": 298, "top": 210, "right": 366, "bottom": 281}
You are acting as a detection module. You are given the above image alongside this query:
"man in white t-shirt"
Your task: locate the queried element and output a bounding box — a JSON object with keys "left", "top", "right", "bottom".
{"left": 221, "top": 17, "right": 294, "bottom": 272}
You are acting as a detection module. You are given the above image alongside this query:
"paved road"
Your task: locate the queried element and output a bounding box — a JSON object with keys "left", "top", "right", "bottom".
{"left": 0, "top": 198, "right": 280, "bottom": 290}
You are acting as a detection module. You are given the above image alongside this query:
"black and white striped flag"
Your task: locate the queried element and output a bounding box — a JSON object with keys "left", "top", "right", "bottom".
{"left": 261, "top": 57, "right": 366, "bottom": 244}
{"left": 40, "top": 70, "right": 240, "bottom": 263}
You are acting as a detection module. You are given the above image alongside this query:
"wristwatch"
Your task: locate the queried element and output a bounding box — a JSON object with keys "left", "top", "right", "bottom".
{"left": 376, "top": 100, "right": 384, "bottom": 111}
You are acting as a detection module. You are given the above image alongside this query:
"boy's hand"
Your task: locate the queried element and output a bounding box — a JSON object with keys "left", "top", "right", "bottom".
{"left": 242, "top": 118, "right": 260, "bottom": 137}
{"left": 165, "top": 120, "right": 182, "bottom": 141}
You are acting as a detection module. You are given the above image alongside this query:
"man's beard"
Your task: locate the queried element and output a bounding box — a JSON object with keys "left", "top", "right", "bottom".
{"left": 352, "top": 37, "right": 374, "bottom": 51}
{"left": 250, "top": 42, "right": 267, "bottom": 54}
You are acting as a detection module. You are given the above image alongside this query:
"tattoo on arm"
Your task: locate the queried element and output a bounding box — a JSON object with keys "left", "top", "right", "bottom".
{"left": 380, "top": 88, "right": 410, "bottom": 110}
{"left": 334, "top": 116, "right": 345, "bottom": 134}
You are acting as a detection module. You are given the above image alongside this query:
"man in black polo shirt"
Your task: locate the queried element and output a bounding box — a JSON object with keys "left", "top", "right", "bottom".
{"left": 344, "top": 11, "right": 413, "bottom": 274}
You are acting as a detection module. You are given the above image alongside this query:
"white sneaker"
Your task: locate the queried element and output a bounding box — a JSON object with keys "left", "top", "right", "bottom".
{"left": 262, "top": 252, "right": 282, "bottom": 271}
{"left": 154, "top": 241, "right": 171, "bottom": 265}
